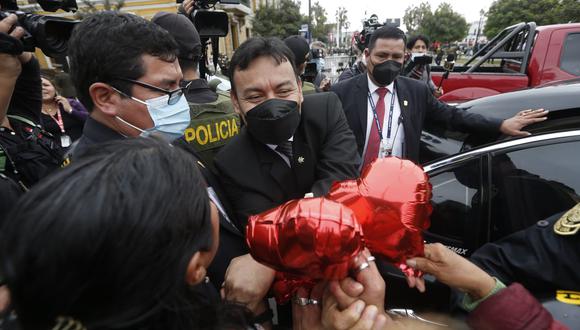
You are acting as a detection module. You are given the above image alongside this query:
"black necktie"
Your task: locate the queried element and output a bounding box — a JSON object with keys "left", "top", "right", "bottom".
{"left": 276, "top": 141, "right": 293, "bottom": 161}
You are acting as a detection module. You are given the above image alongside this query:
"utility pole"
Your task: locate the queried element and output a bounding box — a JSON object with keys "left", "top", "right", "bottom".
{"left": 474, "top": 9, "right": 484, "bottom": 50}
{"left": 308, "top": 0, "right": 312, "bottom": 42}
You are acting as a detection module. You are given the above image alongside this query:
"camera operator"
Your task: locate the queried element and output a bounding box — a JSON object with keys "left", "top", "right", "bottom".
{"left": 0, "top": 12, "right": 63, "bottom": 189}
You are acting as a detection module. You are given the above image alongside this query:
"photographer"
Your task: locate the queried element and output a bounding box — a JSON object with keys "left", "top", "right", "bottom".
{"left": 0, "top": 12, "right": 63, "bottom": 188}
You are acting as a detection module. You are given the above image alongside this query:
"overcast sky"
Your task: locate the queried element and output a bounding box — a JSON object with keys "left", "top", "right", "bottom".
{"left": 299, "top": 0, "right": 495, "bottom": 31}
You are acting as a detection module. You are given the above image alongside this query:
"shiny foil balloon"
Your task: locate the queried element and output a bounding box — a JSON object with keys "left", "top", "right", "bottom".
{"left": 247, "top": 197, "right": 364, "bottom": 302}
{"left": 327, "top": 157, "right": 432, "bottom": 269}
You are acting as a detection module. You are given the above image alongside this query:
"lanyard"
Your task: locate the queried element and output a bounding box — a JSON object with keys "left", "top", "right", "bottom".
{"left": 48, "top": 106, "right": 66, "bottom": 133}
{"left": 368, "top": 86, "right": 396, "bottom": 140}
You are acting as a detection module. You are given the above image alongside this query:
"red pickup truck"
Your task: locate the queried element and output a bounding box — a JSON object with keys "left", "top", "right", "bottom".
{"left": 431, "top": 22, "right": 580, "bottom": 103}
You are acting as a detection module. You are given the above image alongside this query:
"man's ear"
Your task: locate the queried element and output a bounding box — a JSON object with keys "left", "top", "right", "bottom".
{"left": 230, "top": 89, "right": 247, "bottom": 125}
{"left": 185, "top": 251, "right": 207, "bottom": 286}
{"left": 89, "top": 82, "right": 123, "bottom": 117}
{"left": 296, "top": 77, "right": 304, "bottom": 104}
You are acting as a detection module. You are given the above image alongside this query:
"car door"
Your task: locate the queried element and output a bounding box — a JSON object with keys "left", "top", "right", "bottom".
{"left": 488, "top": 137, "right": 580, "bottom": 242}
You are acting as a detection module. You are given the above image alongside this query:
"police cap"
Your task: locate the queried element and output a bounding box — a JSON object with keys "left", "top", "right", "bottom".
{"left": 284, "top": 35, "right": 310, "bottom": 67}
{"left": 152, "top": 12, "right": 201, "bottom": 60}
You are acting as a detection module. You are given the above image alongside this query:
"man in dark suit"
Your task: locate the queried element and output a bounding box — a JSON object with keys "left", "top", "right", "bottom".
{"left": 214, "top": 37, "right": 360, "bottom": 229}
{"left": 213, "top": 37, "right": 360, "bottom": 320}
{"left": 331, "top": 26, "right": 548, "bottom": 168}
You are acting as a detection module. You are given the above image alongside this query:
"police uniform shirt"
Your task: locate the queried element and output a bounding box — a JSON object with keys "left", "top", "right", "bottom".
{"left": 184, "top": 79, "right": 218, "bottom": 104}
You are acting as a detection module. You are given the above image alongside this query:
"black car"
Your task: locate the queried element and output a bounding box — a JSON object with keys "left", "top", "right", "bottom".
{"left": 420, "top": 78, "right": 580, "bottom": 164}
{"left": 383, "top": 129, "right": 580, "bottom": 328}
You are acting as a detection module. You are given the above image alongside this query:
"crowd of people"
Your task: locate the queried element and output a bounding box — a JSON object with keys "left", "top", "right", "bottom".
{"left": 0, "top": 2, "right": 575, "bottom": 329}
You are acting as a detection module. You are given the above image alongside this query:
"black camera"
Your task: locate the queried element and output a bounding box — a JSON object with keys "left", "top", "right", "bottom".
{"left": 176, "top": 0, "right": 239, "bottom": 38}
{"left": 355, "top": 14, "right": 385, "bottom": 51}
{"left": 0, "top": 0, "right": 78, "bottom": 57}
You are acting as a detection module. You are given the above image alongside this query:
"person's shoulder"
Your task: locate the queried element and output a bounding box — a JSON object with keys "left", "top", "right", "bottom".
{"left": 303, "top": 92, "right": 340, "bottom": 110}
{"left": 331, "top": 74, "right": 361, "bottom": 93}
{"left": 396, "top": 76, "right": 430, "bottom": 91}
{"left": 214, "top": 129, "right": 251, "bottom": 164}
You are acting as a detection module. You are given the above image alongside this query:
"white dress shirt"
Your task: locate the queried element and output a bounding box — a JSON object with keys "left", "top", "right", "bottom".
{"left": 361, "top": 74, "right": 405, "bottom": 163}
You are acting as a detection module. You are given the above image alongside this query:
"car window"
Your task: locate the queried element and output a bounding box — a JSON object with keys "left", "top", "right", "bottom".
{"left": 427, "top": 158, "right": 482, "bottom": 246}
{"left": 490, "top": 140, "right": 580, "bottom": 241}
{"left": 561, "top": 33, "right": 580, "bottom": 76}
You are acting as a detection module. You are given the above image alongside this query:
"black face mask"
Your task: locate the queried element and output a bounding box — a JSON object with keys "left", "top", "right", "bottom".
{"left": 371, "top": 60, "right": 403, "bottom": 86}
{"left": 245, "top": 99, "right": 301, "bottom": 145}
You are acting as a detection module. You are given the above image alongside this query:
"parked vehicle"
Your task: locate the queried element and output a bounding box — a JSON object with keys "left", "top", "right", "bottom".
{"left": 430, "top": 22, "right": 580, "bottom": 103}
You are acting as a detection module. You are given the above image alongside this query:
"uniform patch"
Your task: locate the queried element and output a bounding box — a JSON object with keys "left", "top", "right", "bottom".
{"left": 556, "top": 290, "right": 580, "bottom": 305}
{"left": 554, "top": 203, "right": 580, "bottom": 236}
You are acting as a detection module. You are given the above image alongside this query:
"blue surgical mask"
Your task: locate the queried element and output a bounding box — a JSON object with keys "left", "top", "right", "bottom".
{"left": 116, "top": 92, "right": 191, "bottom": 142}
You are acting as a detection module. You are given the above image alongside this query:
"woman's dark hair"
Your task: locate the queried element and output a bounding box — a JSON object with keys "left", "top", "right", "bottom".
{"left": 228, "top": 36, "right": 298, "bottom": 93}
{"left": 68, "top": 12, "right": 178, "bottom": 112}
{"left": 407, "top": 35, "right": 431, "bottom": 50}
{"left": 0, "top": 137, "right": 251, "bottom": 329}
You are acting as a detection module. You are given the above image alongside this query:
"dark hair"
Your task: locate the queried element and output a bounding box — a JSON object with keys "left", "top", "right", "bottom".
{"left": 228, "top": 37, "right": 298, "bottom": 92}
{"left": 407, "top": 35, "right": 430, "bottom": 50}
{"left": 178, "top": 54, "right": 201, "bottom": 74}
{"left": 368, "top": 26, "right": 407, "bottom": 52}
{"left": 0, "top": 137, "right": 241, "bottom": 329}
{"left": 68, "top": 12, "right": 178, "bottom": 112}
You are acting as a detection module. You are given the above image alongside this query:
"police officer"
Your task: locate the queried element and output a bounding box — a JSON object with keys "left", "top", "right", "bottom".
{"left": 283, "top": 35, "right": 317, "bottom": 95}
{"left": 152, "top": 12, "right": 240, "bottom": 170}
{"left": 470, "top": 203, "right": 580, "bottom": 297}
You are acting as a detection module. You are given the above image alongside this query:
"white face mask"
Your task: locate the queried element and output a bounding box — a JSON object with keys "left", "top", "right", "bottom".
{"left": 116, "top": 92, "right": 191, "bottom": 142}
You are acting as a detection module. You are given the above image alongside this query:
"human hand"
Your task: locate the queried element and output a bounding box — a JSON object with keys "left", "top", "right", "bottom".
{"left": 406, "top": 243, "right": 496, "bottom": 300}
{"left": 182, "top": 0, "right": 195, "bottom": 15}
{"left": 499, "top": 108, "right": 548, "bottom": 137}
{"left": 292, "top": 284, "right": 392, "bottom": 330}
{"left": 330, "top": 249, "right": 386, "bottom": 312}
{"left": 319, "top": 78, "right": 331, "bottom": 91}
{"left": 55, "top": 96, "right": 72, "bottom": 113}
{"left": 434, "top": 87, "right": 443, "bottom": 98}
{"left": 0, "top": 14, "right": 25, "bottom": 78}
{"left": 221, "top": 253, "right": 276, "bottom": 314}
{"left": 0, "top": 285, "right": 10, "bottom": 312}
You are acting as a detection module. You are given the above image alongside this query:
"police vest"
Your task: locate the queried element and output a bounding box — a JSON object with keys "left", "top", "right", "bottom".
{"left": 302, "top": 81, "right": 317, "bottom": 95}
{"left": 183, "top": 91, "right": 240, "bottom": 169}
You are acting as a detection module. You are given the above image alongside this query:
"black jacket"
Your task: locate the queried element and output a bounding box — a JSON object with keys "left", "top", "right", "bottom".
{"left": 330, "top": 74, "right": 503, "bottom": 163}
{"left": 214, "top": 92, "right": 360, "bottom": 229}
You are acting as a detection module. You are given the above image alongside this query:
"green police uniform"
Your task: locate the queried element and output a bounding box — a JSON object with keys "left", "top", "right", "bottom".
{"left": 184, "top": 90, "right": 241, "bottom": 170}
{"left": 302, "top": 81, "right": 317, "bottom": 95}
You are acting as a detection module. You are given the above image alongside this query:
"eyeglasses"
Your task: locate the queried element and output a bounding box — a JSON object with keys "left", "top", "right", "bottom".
{"left": 112, "top": 77, "right": 192, "bottom": 105}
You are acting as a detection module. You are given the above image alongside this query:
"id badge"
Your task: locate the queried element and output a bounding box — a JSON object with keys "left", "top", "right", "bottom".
{"left": 378, "top": 139, "right": 392, "bottom": 158}
{"left": 60, "top": 134, "right": 72, "bottom": 148}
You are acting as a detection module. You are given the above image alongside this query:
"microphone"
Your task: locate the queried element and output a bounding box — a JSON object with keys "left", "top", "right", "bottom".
{"left": 208, "top": 78, "right": 222, "bottom": 92}
{"left": 439, "top": 54, "right": 456, "bottom": 89}
{"left": 443, "top": 54, "right": 455, "bottom": 72}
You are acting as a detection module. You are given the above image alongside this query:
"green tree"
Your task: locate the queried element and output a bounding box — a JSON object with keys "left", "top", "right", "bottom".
{"left": 421, "top": 3, "right": 469, "bottom": 43}
{"left": 403, "top": 2, "right": 432, "bottom": 36}
{"left": 485, "top": 0, "right": 580, "bottom": 39}
{"left": 311, "top": 1, "right": 331, "bottom": 43}
{"left": 253, "top": 0, "right": 306, "bottom": 38}
{"left": 336, "top": 6, "right": 349, "bottom": 47}
{"left": 75, "top": 0, "right": 125, "bottom": 19}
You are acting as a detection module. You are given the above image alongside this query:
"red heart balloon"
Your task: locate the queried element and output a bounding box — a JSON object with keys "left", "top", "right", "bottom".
{"left": 327, "top": 157, "right": 432, "bottom": 268}
{"left": 246, "top": 197, "right": 364, "bottom": 303}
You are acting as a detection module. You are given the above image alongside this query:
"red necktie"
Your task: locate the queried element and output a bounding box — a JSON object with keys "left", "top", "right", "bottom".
{"left": 363, "top": 87, "right": 388, "bottom": 169}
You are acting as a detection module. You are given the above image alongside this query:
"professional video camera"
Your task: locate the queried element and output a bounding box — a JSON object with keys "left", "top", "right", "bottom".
{"left": 354, "top": 14, "right": 385, "bottom": 51}
{"left": 0, "top": 0, "right": 78, "bottom": 57}
{"left": 176, "top": 0, "right": 239, "bottom": 79}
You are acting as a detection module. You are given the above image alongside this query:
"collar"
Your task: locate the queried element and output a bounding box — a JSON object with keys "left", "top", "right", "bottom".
{"left": 266, "top": 136, "right": 294, "bottom": 150}
{"left": 366, "top": 74, "right": 394, "bottom": 94}
{"left": 184, "top": 78, "right": 211, "bottom": 91}
{"left": 83, "top": 117, "right": 124, "bottom": 144}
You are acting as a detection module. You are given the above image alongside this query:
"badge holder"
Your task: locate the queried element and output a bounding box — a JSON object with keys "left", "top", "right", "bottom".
{"left": 378, "top": 139, "right": 393, "bottom": 158}
{"left": 60, "top": 135, "right": 72, "bottom": 148}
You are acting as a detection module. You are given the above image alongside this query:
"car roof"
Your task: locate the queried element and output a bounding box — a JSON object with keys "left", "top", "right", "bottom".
{"left": 424, "top": 130, "right": 580, "bottom": 173}
{"left": 457, "top": 82, "right": 580, "bottom": 119}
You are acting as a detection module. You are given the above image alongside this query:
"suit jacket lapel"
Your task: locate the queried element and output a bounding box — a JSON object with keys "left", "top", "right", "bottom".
{"left": 254, "top": 139, "right": 298, "bottom": 201}
{"left": 292, "top": 127, "right": 315, "bottom": 194}
{"left": 394, "top": 78, "right": 411, "bottom": 158}
{"left": 355, "top": 74, "right": 369, "bottom": 142}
